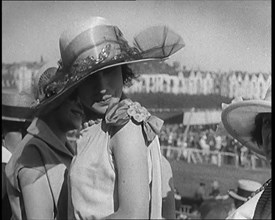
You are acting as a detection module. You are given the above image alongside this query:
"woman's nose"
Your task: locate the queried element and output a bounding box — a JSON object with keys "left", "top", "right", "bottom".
{"left": 74, "top": 95, "right": 84, "bottom": 109}
{"left": 97, "top": 74, "right": 110, "bottom": 92}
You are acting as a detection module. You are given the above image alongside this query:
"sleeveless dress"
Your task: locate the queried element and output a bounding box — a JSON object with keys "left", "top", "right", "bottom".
{"left": 5, "top": 118, "right": 74, "bottom": 220}
{"left": 68, "top": 99, "right": 164, "bottom": 219}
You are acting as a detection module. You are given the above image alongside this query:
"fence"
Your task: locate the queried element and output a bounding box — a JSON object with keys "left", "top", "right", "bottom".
{"left": 67, "top": 136, "right": 268, "bottom": 170}
{"left": 161, "top": 146, "right": 268, "bottom": 170}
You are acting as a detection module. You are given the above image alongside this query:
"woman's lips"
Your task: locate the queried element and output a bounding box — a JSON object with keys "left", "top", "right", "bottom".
{"left": 97, "top": 95, "right": 112, "bottom": 104}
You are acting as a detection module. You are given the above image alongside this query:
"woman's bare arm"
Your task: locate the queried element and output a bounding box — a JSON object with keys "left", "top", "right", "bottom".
{"left": 106, "top": 120, "right": 149, "bottom": 219}
{"left": 19, "top": 167, "right": 54, "bottom": 220}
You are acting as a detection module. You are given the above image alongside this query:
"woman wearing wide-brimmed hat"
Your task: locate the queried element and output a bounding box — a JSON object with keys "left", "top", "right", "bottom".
{"left": 218, "top": 86, "right": 271, "bottom": 219}
{"left": 46, "top": 17, "right": 184, "bottom": 219}
{"left": 5, "top": 64, "right": 84, "bottom": 220}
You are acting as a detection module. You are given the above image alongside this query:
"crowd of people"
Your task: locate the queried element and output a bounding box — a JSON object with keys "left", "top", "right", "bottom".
{"left": 159, "top": 123, "right": 266, "bottom": 168}
{"left": 2, "top": 16, "right": 271, "bottom": 220}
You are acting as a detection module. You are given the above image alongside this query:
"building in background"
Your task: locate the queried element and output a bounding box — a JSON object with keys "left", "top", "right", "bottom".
{"left": 2, "top": 60, "right": 271, "bottom": 100}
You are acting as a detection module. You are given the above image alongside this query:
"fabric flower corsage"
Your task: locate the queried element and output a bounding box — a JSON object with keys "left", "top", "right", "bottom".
{"left": 105, "top": 99, "right": 163, "bottom": 143}
{"left": 127, "top": 101, "right": 151, "bottom": 123}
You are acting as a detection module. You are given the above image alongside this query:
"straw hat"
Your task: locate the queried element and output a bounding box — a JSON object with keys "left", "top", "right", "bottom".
{"left": 31, "top": 62, "right": 76, "bottom": 115}
{"left": 221, "top": 85, "right": 271, "bottom": 155}
{"left": 228, "top": 179, "right": 262, "bottom": 202}
{"left": 31, "top": 16, "right": 185, "bottom": 111}
{"left": 2, "top": 90, "right": 35, "bottom": 122}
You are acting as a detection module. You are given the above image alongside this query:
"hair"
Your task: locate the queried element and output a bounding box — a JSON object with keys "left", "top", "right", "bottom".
{"left": 121, "top": 64, "right": 139, "bottom": 87}
{"left": 250, "top": 113, "right": 270, "bottom": 146}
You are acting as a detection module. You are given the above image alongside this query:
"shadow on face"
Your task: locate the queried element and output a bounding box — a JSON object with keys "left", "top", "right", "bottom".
{"left": 77, "top": 66, "right": 123, "bottom": 115}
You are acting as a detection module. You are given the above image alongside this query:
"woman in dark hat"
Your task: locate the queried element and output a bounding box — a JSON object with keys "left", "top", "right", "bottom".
{"left": 219, "top": 86, "right": 271, "bottom": 219}
{"left": 40, "top": 16, "right": 184, "bottom": 219}
{"left": 5, "top": 64, "right": 84, "bottom": 220}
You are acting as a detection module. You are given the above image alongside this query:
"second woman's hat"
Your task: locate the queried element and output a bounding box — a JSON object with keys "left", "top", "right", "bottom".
{"left": 31, "top": 62, "right": 77, "bottom": 115}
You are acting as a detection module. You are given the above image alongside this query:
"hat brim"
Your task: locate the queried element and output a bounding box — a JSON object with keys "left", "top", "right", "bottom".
{"left": 221, "top": 100, "right": 271, "bottom": 156}
{"left": 33, "top": 57, "right": 165, "bottom": 112}
{"left": 2, "top": 92, "right": 35, "bottom": 122}
{"left": 2, "top": 107, "right": 33, "bottom": 122}
{"left": 228, "top": 190, "right": 247, "bottom": 202}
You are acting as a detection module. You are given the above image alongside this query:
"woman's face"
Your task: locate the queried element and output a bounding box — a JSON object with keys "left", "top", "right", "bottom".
{"left": 54, "top": 90, "right": 84, "bottom": 131}
{"left": 78, "top": 66, "right": 123, "bottom": 115}
{"left": 260, "top": 114, "right": 272, "bottom": 162}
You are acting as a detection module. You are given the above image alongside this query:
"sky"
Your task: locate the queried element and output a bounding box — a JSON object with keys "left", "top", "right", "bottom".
{"left": 2, "top": 1, "right": 271, "bottom": 73}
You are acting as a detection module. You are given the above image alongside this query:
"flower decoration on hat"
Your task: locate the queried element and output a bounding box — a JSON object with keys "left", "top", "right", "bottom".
{"left": 31, "top": 17, "right": 184, "bottom": 111}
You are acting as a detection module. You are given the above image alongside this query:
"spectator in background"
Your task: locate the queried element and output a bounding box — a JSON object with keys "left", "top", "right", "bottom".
{"left": 209, "top": 180, "right": 220, "bottom": 199}
{"left": 174, "top": 188, "right": 182, "bottom": 212}
{"left": 211, "top": 135, "right": 222, "bottom": 165}
{"left": 167, "top": 132, "right": 174, "bottom": 158}
{"left": 199, "top": 134, "right": 210, "bottom": 162}
{"left": 2, "top": 91, "right": 34, "bottom": 220}
{"left": 241, "top": 146, "right": 250, "bottom": 168}
{"left": 161, "top": 156, "right": 176, "bottom": 219}
{"left": 194, "top": 182, "right": 207, "bottom": 203}
{"left": 193, "top": 182, "right": 207, "bottom": 216}
{"left": 227, "top": 179, "right": 262, "bottom": 216}
{"left": 199, "top": 197, "right": 231, "bottom": 219}
{"left": 215, "top": 135, "right": 222, "bottom": 151}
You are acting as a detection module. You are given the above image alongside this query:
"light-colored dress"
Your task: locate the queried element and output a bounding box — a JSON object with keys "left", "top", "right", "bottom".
{"left": 68, "top": 99, "right": 164, "bottom": 219}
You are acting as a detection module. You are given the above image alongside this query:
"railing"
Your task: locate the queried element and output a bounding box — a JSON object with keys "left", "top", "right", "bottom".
{"left": 67, "top": 136, "right": 268, "bottom": 170}
{"left": 161, "top": 146, "right": 269, "bottom": 170}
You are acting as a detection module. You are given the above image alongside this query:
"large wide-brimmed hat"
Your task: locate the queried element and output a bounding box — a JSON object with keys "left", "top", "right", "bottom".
{"left": 31, "top": 62, "right": 77, "bottom": 115}
{"left": 2, "top": 90, "right": 35, "bottom": 122}
{"left": 228, "top": 179, "right": 262, "bottom": 202}
{"left": 31, "top": 16, "right": 184, "bottom": 111}
{"left": 221, "top": 85, "right": 271, "bottom": 156}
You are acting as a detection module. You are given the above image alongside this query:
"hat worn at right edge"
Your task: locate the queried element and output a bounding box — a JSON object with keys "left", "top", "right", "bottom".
{"left": 221, "top": 86, "right": 271, "bottom": 156}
